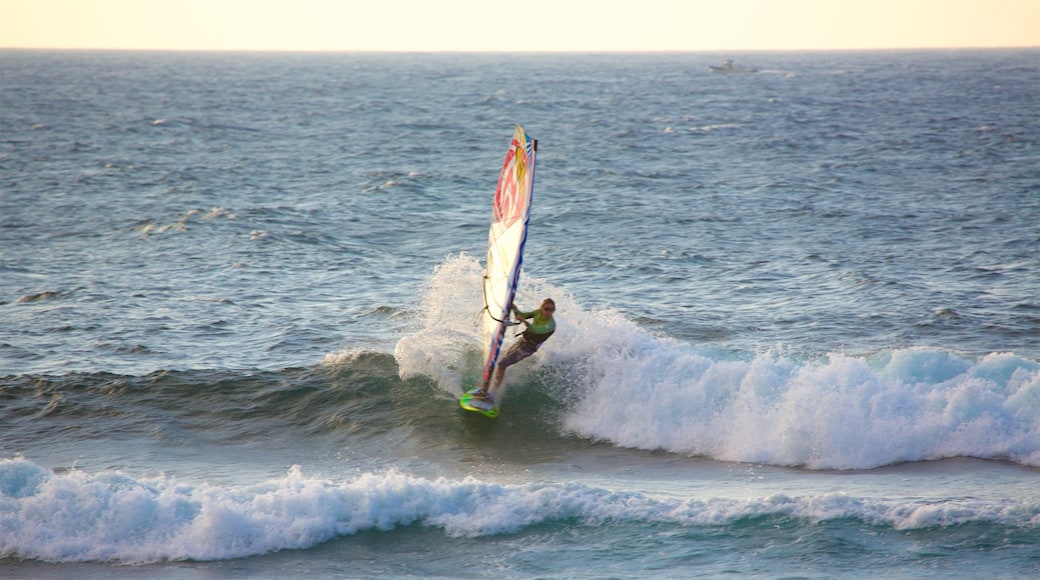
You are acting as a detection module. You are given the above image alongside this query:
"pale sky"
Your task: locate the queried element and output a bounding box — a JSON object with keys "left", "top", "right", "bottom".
{"left": 1, "top": 0, "right": 1037, "bottom": 52}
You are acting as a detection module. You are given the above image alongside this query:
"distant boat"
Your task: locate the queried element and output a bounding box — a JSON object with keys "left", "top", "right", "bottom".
{"left": 709, "top": 59, "right": 758, "bottom": 74}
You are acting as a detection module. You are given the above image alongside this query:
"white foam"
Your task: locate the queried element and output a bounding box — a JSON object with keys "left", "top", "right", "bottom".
{"left": 1, "top": 459, "right": 1037, "bottom": 564}
{"left": 562, "top": 343, "right": 1040, "bottom": 469}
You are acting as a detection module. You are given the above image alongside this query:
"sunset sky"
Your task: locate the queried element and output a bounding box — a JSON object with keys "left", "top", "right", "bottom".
{"left": 2, "top": 0, "right": 1038, "bottom": 52}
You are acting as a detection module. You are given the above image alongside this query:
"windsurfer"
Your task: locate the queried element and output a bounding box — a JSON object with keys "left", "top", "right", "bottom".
{"left": 482, "top": 298, "right": 556, "bottom": 398}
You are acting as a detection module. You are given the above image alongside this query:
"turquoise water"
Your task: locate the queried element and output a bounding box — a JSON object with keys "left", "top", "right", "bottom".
{"left": 1, "top": 49, "right": 1038, "bottom": 578}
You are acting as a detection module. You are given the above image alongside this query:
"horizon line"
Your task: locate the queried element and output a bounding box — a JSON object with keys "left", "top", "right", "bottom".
{"left": 3, "top": 45, "right": 1039, "bottom": 54}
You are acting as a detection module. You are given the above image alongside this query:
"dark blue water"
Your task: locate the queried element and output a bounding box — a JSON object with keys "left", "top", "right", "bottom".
{"left": 1, "top": 49, "right": 1038, "bottom": 578}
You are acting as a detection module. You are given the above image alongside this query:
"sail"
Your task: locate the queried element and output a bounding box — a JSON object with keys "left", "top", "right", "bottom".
{"left": 480, "top": 125, "right": 537, "bottom": 389}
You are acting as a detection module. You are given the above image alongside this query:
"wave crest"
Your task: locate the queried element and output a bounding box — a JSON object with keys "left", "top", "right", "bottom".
{"left": 2, "top": 459, "right": 1037, "bottom": 564}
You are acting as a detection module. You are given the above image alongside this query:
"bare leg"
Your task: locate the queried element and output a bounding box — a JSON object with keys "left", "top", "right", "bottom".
{"left": 485, "top": 366, "right": 506, "bottom": 400}
{"left": 476, "top": 366, "right": 504, "bottom": 399}
{"left": 485, "top": 341, "right": 532, "bottom": 401}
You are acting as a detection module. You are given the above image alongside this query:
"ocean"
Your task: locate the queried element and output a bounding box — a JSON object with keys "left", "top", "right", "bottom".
{"left": 1, "top": 48, "right": 1038, "bottom": 578}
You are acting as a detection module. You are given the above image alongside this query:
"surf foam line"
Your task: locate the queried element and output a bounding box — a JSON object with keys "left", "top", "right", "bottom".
{"left": 2, "top": 459, "right": 1038, "bottom": 564}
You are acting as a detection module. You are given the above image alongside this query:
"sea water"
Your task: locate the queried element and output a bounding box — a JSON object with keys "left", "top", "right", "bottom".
{"left": 1, "top": 49, "right": 1038, "bottom": 578}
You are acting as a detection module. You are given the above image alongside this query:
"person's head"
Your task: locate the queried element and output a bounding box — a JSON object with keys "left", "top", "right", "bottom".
{"left": 540, "top": 298, "right": 556, "bottom": 317}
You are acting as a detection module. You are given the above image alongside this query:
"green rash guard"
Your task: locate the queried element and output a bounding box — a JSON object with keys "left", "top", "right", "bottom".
{"left": 514, "top": 307, "right": 556, "bottom": 347}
